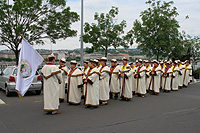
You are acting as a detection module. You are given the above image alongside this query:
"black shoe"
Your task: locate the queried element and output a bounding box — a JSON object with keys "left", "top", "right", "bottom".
{"left": 59, "top": 99, "right": 64, "bottom": 103}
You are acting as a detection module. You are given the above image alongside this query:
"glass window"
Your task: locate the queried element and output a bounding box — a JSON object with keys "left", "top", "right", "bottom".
{"left": 3, "top": 67, "right": 14, "bottom": 75}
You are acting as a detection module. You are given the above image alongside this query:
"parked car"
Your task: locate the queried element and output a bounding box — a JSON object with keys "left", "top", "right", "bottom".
{"left": 0, "top": 66, "right": 42, "bottom": 96}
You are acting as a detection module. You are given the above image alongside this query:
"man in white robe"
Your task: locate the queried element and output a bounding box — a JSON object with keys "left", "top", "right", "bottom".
{"left": 171, "top": 61, "right": 180, "bottom": 91}
{"left": 183, "top": 60, "right": 192, "bottom": 87}
{"left": 82, "top": 61, "right": 90, "bottom": 98}
{"left": 159, "top": 61, "right": 165, "bottom": 90}
{"left": 149, "top": 60, "right": 162, "bottom": 95}
{"left": 58, "top": 58, "right": 68, "bottom": 102}
{"left": 109, "top": 59, "right": 120, "bottom": 99}
{"left": 178, "top": 60, "right": 184, "bottom": 88}
{"left": 120, "top": 57, "right": 133, "bottom": 101}
{"left": 84, "top": 59, "right": 99, "bottom": 108}
{"left": 41, "top": 54, "right": 62, "bottom": 115}
{"left": 162, "top": 61, "right": 173, "bottom": 92}
{"left": 134, "top": 59, "right": 147, "bottom": 98}
{"left": 130, "top": 62, "right": 137, "bottom": 95}
{"left": 144, "top": 60, "right": 152, "bottom": 92}
{"left": 99, "top": 57, "right": 110, "bottom": 105}
{"left": 67, "top": 60, "right": 83, "bottom": 105}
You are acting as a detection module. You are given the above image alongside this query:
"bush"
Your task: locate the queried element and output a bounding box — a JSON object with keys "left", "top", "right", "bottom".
{"left": 193, "top": 68, "right": 199, "bottom": 79}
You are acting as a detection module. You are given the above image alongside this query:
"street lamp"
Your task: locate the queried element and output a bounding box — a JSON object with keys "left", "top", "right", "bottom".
{"left": 80, "top": 0, "right": 84, "bottom": 66}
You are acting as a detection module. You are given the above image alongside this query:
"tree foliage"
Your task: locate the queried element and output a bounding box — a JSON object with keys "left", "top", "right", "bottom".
{"left": 131, "top": 0, "right": 183, "bottom": 60}
{"left": 0, "top": 0, "right": 79, "bottom": 64}
{"left": 181, "top": 33, "right": 200, "bottom": 60}
{"left": 83, "top": 6, "right": 128, "bottom": 57}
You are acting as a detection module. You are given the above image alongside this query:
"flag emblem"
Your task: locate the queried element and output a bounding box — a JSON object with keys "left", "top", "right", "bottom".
{"left": 19, "top": 59, "right": 32, "bottom": 78}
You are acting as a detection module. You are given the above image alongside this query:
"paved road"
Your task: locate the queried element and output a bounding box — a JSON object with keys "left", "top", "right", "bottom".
{"left": 0, "top": 82, "right": 200, "bottom": 133}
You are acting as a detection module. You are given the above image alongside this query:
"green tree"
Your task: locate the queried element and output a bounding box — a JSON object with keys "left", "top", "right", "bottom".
{"left": 83, "top": 6, "right": 128, "bottom": 57}
{"left": 131, "top": 0, "right": 183, "bottom": 60}
{"left": 182, "top": 33, "right": 200, "bottom": 61}
{"left": 0, "top": 0, "right": 79, "bottom": 65}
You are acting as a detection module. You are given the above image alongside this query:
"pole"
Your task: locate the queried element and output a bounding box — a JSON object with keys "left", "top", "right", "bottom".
{"left": 80, "top": 0, "right": 84, "bottom": 66}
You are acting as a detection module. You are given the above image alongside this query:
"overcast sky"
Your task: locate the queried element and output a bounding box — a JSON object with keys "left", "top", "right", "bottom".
{"left": 1, "top": 0, "right": 200, "bottom": 50}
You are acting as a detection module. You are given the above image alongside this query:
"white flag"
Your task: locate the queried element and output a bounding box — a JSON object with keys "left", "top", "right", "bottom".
{"left": 16, "top": 38, "right": 44, "bottom": 97}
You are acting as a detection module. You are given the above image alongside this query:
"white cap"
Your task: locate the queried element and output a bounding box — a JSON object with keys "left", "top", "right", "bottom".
{"left": 60, "top": 58, "right": 66, "bottom": 63}
{"left": 48, "top": 53, "right": 55, "bottom": 58}
{"left": 100, "top": 57, "right": 107, "bottom": 61}
{"left": 70, "top": 60, "right": 77, "bottom": 64}
{"left": 122, "top": 57, "right": 128, "bottom": 61}
{"left": 111, "top": 59, "right": 117, "bottom": 62}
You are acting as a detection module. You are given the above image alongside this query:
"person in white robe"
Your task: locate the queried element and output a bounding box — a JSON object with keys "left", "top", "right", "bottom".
{"left": 41, "top": 54, "right": 62, "bottom": 115}
{"left": 120, "top": 57, "right": 133, "bottom": 101}
{"left": 67, "top": 60, "right": 83, "bottom": 105}
{"left": 109, "top": 59, "right": 120, "bottom": 99}
{"left": 134, "top": 59, "right": 147, "bottom": 98}
{"left": 84, "top": 59, "right": 99, "bottom": 108}
{"left": 82, "top": 61, "right": 90, "bottom": 98}
{"left": 159, "top": 61, "right": 165, "bottom": 90}
{"left": 97, "top": 59, "right": 102, "bottom": 71}
{"left": 162, "top": 61, "right": 173, "bottom": 92}
{"left": 144, "top": 60, "right": 152, "bottom": 92}
{"left": 178, "top": 60, "right": 184, "bottom": 88}
{"left": 99, "top": 57, "right": 110, "bottom": 105}
{"left": 130, "top": 62, "right": 137, "bottom": 95}
{"left": 183, "top": 60, "right": 192, "bottom": 87}
{"left": 149, "top": 60, "right": 162, "bottom": 95}
{"left": 58, "top": 58, "right": 68, "bottom": 102}
{"left": 171, "top": 61, "right": 180, "bottom": 91}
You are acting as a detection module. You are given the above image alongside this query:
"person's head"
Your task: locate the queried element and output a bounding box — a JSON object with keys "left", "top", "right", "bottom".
{"left": 59, "top": 58, "right": 66, "bottom": 66}
{"left": 96, "top": 59, "right": 101, "bottom": 66}
{"left": 48, "top": 54, "right": 55, "bottom": 64}
{"left": 111, "top": 59, "right": 117, "bottom": 67}
{"left": 144, "top": 60, "right": 149, "bottom": 66}
{"left": 185, "top": 60, "right": 190, "bottom": 65}
{"left": 70, "top": 60, "right": 77, "bottom": 69}
{"left": 154, "top": 62, "right": 159, "bottom": 67}
{"left": 166, "top": 62, "right": 170, "bottom": 68}
{"left": 173, "top": 61, "right": 178, "bottom": 66}
{"left": 138, "top": 59, "right": 143, "bottom": 66}
{"left": 129, "top": 63, "right": 134, "bottom": 68}
{"left": 135, "top": 61, "right": 139, "bottom": 67}
{"left": 100, "top": 57, "right": 107, "bottom": 67}
{"left": 83, "top": 61, "right": 88, "bottom": 68}
{"left": 89, "top": 60, "right": 97, "bottom": 68}
{"left": 122, "top": 57, "right": 128, "bottom": 65}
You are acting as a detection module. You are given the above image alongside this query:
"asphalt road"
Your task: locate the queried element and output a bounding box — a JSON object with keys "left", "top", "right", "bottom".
{"left": 0, "top": 82, "right": 200, "bottom": 133}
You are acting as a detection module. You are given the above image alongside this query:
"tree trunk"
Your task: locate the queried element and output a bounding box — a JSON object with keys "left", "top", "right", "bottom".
{"left": 14, "top": 49, "right": 20, "bottom": 65}
{"left": 105, "top": 45, "right": 108, "bottom": 57}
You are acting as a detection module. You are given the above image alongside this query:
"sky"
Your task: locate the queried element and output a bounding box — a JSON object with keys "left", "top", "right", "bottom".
{"left": 1, "top": 0, "right": 200, "bottom": 50}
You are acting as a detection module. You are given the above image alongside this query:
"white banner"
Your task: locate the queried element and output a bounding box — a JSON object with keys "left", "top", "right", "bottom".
{"left": 16, "top": 38, "right": 44, "bottom": 97}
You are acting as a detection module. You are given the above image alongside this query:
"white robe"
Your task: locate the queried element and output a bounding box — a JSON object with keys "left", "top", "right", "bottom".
{"left": 132, "top": 66, "right": 137, "bottom": 93}
{"left": 82, "top": 67, "right": 90, "bottom": 96}
{"left": 183, "top": 64, "right": 192, "bottom": 86}
{"left": 110, "top": 65, "right": 120, "bottom": 94}
{"left": 99, "top": 66, "right": 110, "bottom": 102}
{"left": 120, "top": 64, "right": 133, "bottom": 99}
{"left": 135, "top": 65, "right": 147, "bottom": 95}
{"left": 171, "top": 65, "right": 180, "bottom": 90}
{"left": 159, "top": 65, "right": 164, "bottom": 89}
{"left": 162, "top": 67, "right": 173, "bottom": 91}
{"left": 85, "top": 67, "right": 99, "bottom": 107}
{"left": 67, "top": 68, "right": 83, "bottom": 104}
{"left": 145, "top": 65, "right": 152, "bottom": 90}
{"left": 178, "top": 64, "right": 184, "bottom": 87}
{"left": 149, "top": 66, "right": 162, "bottom": 93}
{"left": 41, "top": 64, "right": 62, "bottom": 112}
{"left": 59, "top": 65, "right": 68, "bottom": 100}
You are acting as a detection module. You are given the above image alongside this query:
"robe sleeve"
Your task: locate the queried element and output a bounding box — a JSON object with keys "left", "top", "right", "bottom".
{"left": 56, "top": 72, "right": 62, "bottom": 84}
